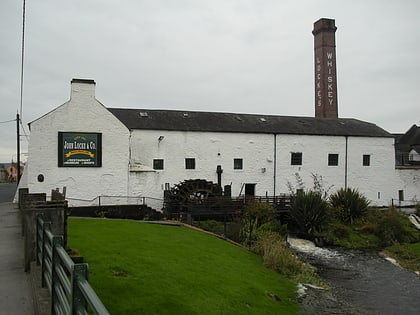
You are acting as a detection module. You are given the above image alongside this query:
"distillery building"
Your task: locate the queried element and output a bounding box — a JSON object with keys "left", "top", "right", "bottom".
{"left": 17, "top": 19, "right": 419, "bottom": 209}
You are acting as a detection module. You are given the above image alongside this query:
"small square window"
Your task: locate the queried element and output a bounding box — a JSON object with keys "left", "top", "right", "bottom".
{"left": 328, "top": 154, "right": 339, "bottom": 166}
{"left": 185, "top": 158, "right": 196, "bottom": 169}
{"left": 234, "top": 158, "right": 243, "bottom": 170}
{"left": 363, "top": 154, "right": 370, "bottom": 166}
{"left": 291, "top": 152, "right": 302, "bottom": 165}
{"left": 153, "top": 159, "right": 164, "bottom": 170}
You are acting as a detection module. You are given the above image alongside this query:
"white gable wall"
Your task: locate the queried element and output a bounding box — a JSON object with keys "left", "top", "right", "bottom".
{"left": 21, "top": 82, "right": 130, "bottom": 205}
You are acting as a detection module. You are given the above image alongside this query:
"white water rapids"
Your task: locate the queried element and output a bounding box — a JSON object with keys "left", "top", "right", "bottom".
{"left": 287, "top": 236, "right": 420, "bottom": 315}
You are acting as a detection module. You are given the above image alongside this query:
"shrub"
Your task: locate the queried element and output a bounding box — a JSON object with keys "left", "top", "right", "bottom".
{"left": 252, "top": 232, "right": 322, "bottom": 286}
{"left": 288, "top": 190, "right": 329, "bottom": 237}
{"left": 329, "top": 188, "right": 370, "bottom": 224}
{"left": 240, "top": 201, "right": 278, "bottom": 246}
{"left": 375, "top": 208, "right": 414, "bottom": 246}
{"left": 359, "top": 223, "right": 377, "bottom": 234}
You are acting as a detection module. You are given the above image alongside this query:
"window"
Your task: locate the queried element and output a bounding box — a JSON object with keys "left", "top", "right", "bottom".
{"left": 328, "top": 154, "right": 339, "bottom": 166}
{"left": 153, "top": 159, "right": 164, "bottom": 170}
{"left": 234, "top": 158, "right": 243, "bottom": 170}
{"left": 185, "top": 158, "right": 196, "bottom": 169}
{"left": 291, "top": 152, "right": 302, "bottom": 165}
{"left": 244, "top": 183, "right": 256, "bottom": 196}
{"left": 363, "top": 154, "right": 370, "bottom": 166}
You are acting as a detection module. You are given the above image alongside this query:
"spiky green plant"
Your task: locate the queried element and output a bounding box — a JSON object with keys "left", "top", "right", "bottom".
{"left": 329, "top": 188, "right": 370, "bottom": 224}
{"left": 289, "top": 190, "right": 329, "bottom": 236}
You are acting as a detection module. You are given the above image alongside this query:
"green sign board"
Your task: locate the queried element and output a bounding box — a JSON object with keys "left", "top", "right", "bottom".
{"left": 58, "top": 132, "right": 102, "bottom": 167}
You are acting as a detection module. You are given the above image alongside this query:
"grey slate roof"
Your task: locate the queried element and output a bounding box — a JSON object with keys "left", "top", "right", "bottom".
{"left": 107, "top": 108, "right": 392, "bottom": 138}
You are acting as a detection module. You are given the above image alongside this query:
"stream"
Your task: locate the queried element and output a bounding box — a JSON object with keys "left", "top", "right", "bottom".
{"left": 289, "top": 238, "right": 420, "bottom": 315}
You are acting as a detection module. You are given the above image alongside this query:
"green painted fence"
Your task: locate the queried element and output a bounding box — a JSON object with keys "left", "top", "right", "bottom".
{"left": 36, "top": 213, "right": 110, "bottom": 315}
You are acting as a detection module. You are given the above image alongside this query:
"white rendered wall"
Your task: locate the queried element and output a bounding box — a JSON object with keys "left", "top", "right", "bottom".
{"left": 395, "top": 168, "right": 420, "bottom": 203}
{"left": 276, "top": 135, "right": 396, "bottom": 206}
{"left": 128, "top": 130, "right": 276, "bottom": 207}
{"left": 21, "top": 82, "right": 130, "bottom": 206}
{"left": 346, "top": 137, "right": 396, "bottom": 206}
{"left": 129, "top": 130, "right": 397, "bottom": 208}
{"left": 276, "top": 134, "right": 347, "bottom": 195}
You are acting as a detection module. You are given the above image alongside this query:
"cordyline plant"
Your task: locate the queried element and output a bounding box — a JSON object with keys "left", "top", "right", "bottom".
{"left": 288, "top": 190, "right": 329, "bottom": 237}
{"left": 329, "top": 187, "right": 370, "bottom": 224}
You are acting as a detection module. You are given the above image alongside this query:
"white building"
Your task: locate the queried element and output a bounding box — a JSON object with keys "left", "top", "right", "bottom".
{"left": 17, "top": 78, "right": 416, "bottom": 209}
{"left": 17, "top": 19, "right": 419, "bottom": 209}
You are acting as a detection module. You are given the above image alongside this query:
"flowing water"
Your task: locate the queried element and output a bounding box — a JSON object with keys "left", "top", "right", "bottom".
{"left": 288, "top": 237, "right": 420, "bottom": 315}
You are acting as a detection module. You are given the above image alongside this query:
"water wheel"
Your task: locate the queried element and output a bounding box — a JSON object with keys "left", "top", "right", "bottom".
{"left": 164, "top": 179, "right": 221, "bottom": 215}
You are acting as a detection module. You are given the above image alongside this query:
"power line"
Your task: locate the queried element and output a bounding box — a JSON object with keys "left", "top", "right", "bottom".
{"left": 0, "top": 118, "right": 16, "bottom": 124}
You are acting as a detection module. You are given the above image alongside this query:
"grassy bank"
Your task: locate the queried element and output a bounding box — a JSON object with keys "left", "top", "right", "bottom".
{"left": 320, "top": 208, "right": 420, "bottom": 273}
{"left": 68, "top": 218, "right": 298, "bottom": 314}
{"left": 383, "top": 242, "right": 420, "bottom": 273}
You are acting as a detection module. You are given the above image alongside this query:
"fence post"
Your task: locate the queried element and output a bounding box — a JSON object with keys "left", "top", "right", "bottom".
{"left": 51, "top": 235, "right": 63, "bottom": 315}
{"left": 41, "top": 221, "right": 51, "bottom": 288}
{"left": 71, "top": 263, "right": 88, "bottom": 313}
{"left": 36, "top": 213, "right": 43, "bottom": 265}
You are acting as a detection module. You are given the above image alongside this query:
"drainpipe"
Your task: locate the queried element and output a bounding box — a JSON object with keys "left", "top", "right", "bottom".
{"left": 273, "top": 134, "right": 277, "bottom": 196}
{"left": 345, "top": 136, "right": 348, "bottom": 189}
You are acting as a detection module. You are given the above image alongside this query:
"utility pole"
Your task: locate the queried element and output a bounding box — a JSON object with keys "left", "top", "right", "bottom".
{"left": 16, "top": 113, "right": 21, "bottom": 185}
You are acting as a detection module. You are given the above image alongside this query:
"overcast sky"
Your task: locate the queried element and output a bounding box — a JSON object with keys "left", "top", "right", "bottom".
{"left": 1, "top": 0, "right": 419, "bottom": 162}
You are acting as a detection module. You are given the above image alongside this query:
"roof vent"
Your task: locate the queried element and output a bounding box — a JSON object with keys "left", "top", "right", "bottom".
{"left": 183, "top": 113, "right": 189, "bottom": 118}
{"left": 235, "top": 116, "right": 243, "bottom": 122}
{"left": 139, "top": 112, "right": 149, "bottom": 117}
{"left": 260, "top": 118, "right": 267, "bottom": 122}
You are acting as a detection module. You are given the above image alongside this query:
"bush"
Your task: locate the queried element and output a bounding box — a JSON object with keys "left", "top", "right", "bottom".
{"left": 252, "top": 232, "right": 322, "bottom": 286}
{"left": 329, "top": 188, "right": 370, "bottom": 224}
{"left": 288, "top": 190, "right": 329, "bottom": 237}
{"left": 359, "top": 223, "right": 377, "bottom": 234}
{"left": 375, "top": 208, "right": 414, "bottom": 246}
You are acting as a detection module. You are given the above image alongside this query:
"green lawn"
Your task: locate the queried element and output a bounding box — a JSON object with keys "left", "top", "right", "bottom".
{"left": 68, "top": 218, "right": 298, "bottom": 314}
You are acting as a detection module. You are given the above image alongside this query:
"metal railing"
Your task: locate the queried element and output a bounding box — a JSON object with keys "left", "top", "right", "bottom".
{"left": 66, "top": 195, "right": 164, "bottom": 211}
{"left": 36, "top": 213, "right": 110, "bottom": 315}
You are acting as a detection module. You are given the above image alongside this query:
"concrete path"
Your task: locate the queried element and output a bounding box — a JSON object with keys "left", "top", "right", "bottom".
{"left": 0, "top": 202, "right": 35, "bottom": 314}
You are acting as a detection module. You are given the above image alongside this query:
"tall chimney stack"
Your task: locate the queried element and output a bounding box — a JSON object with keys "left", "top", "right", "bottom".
{"left": 313, "top": 18, "right": 338, "bottom": 118}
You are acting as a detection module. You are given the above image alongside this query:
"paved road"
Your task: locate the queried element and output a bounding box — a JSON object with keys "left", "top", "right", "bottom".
{"left": 0, "top": 182, "right": 18, "bottom": 202}
{"left": 0, "top": 201, "right": 35, "bottom": 314}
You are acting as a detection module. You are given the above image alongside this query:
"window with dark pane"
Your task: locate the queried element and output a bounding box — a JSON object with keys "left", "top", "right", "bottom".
{"left": 153, "top": 159, "right": 164, "bottom": 170}
{"left": 328, "top": 154, "right": 339, "bottom": 166}
{"left": 234, "top": 158, "right": 243, "bottom": 170}
{"left": 363, "top": 154, "right": 371, "bottom": 166}
{"left": 185, "top": 158, "right": 196, "bottom": 169}
{"left": 291, "top": 152, "right": 302, "bottom": 165}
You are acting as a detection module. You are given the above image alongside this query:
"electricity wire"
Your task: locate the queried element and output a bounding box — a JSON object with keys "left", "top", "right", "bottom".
{"left": 0, "top": 119, "right": 16, "bottom": 124}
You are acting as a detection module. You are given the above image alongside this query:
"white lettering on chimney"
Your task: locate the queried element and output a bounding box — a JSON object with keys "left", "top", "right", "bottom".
{"left": 316, "top": 57, "right": 322, "bottom": 106}
{"left": 326, "top": 51, "right": 334, "bottom": 106}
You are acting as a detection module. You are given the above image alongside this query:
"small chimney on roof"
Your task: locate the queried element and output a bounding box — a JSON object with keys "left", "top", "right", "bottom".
{"left": 70, "top": 78, "right": 96, "bottom": 101}
{"left": 313, "top": 18, "right": 338, "bottom": 118}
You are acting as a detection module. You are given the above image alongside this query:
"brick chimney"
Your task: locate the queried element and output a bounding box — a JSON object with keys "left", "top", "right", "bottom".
{"left": 313, "top": 18, "right": 338, "bottom": 118}
{"left": 70, "top": 78, "right": 96, "bottom": 101}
